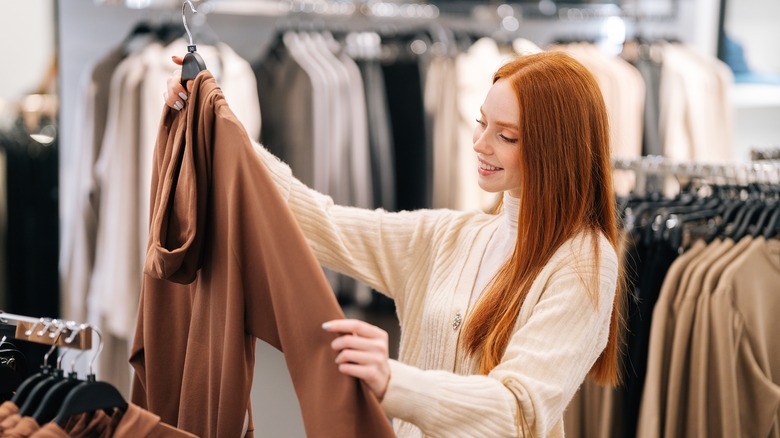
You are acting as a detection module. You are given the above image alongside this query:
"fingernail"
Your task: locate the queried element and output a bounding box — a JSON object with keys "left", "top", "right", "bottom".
{"left": 179, "top": 92, "right": 188, "bottom": 101}
{"left": 322, "top": 322, "right": 331, "bottom": 330}
{"left": 174, "top": 101, "right": 183, "bottom": 111}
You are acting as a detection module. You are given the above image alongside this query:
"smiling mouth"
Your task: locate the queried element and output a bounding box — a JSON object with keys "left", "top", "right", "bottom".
{"left": 479, "top": 161, "right": 503, "bottom": 171}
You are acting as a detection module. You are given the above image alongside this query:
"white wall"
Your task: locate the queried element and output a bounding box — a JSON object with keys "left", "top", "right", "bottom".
{"left": 0, "top": 1, "right": 56, "bottom": 101}
{"left": 724, "top": 0, "right": 780, "bottom": 161}
{"left": 725, "top": 0, "right": 780, "bottom": 74}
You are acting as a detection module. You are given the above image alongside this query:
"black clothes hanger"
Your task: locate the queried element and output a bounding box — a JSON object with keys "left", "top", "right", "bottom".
{"left": 180, "top": 0, "right": 207, "bottom": 84}
{"left": 704, "top": 198, "right": 744, "bottom": 243}
{"left": 729, "top": 201, "right": 765, "bottom": 241}
{"left": 53, "top": 328, "right": 128, "bottom": 427}
{"left": 10, "top": 344, "right": 57, "bottom": 407}
{"left": 18, "top": 338, "right": 73, "bottom": 415}
{"left": 18, "top": 368, "right": 64, "bottom": 416}
{"left": 750, "top": 201, "right": 777, "bottom": 238}
{"left": 32, "top": 350, "right": 87, "bottom": 424}
{"left": 53, "top": 377, "right": 128, "bottom": 427}
{"left": 32, "top": 371, "right": 82, "bottom": 424}
{"left": 763, "top": 203, "right": 780, "bottom": 239}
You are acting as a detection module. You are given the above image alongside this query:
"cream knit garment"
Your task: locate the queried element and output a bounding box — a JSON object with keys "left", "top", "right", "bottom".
{"left": 253, "top": 141, "right": 618, "bottom": 437}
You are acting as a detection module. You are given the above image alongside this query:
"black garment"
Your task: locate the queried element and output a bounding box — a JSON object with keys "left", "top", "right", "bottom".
{"left": 382, "top": 59, "right": 431, "bottom": 211}
{"left": 621, "top": 225, "right": 679, "bottom": 438}
{"left": 0, "top": 118, "right": 60, "bottom": 377}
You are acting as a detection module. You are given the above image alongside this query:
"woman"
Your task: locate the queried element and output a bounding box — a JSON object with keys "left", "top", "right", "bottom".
{"left": 165, "top": 50, "right": 624, "bottom": 437}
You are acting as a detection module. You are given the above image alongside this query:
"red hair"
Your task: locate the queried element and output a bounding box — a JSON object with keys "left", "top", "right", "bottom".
{"left": 461, "top": 51, "right": 625, "bottom": 385}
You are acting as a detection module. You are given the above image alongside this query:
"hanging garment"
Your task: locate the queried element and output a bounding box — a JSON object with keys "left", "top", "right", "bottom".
{"left": 659, "top": 43, "right": 734, "bottom": 164}
{"left": 30, "top": 403, "right": 197, "bottom": 437}
{"left": 699, "top": 237, "right": 780, "bottom": 438}
{"left": 357, "top": 56, "right": 396, "bottom": 211}
{"left": 129, "top": 71, "right": 394, "bottom": 438}
{"left": 636, "top": 239, "right": 707, "bottom": 438}
{"left": 383, "top": 57, "right": 431, "bottom": 211}
{"left": 59, "top": 46, "right": 125, "bottom": 325}
{"left": 426, "top": 55, "right": 460, "bottom": 209}
{"left": 684, "top": 235, "right": 755, "bottom": 438}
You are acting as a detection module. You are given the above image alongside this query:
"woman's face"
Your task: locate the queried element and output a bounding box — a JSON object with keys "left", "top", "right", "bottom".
{"left": 472, "top": 79, "right": 522, "bottom": 198}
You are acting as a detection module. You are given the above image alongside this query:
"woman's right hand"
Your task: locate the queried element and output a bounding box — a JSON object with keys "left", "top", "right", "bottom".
{"left": 164, "top": 56, "right": 193, "bottom": 111}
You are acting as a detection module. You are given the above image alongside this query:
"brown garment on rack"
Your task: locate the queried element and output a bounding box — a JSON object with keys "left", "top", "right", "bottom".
{"left": 685, "top": 236, "right": 753, "bottom": 438}
{"left": 0, "top": 413, "right": 22, "bottom": 432}
{"left": 64, "top": 410, "right": 112, "bottom": 437}
{"left": 563, "top": 379, "right": 624, "bottom": 438}
{"left": 706, "top": 237, "right": 780, "bottom": 438}
{"left": 664, "top": 239, "right": 733, "bottom": 438}
{"left": 637, "top": 239, "right": 707, "bottom": 438}
{"left": 0, "top": 401, "right": 19, "bottom": 423}
{"left": 129, "top": 71, "right": 394, "bottom": 438}
{"left": 112, "top": 403, "right": 197, "bottom": 437}
{"left": 28, "top": 423, "right": 69, "bottom": 438}
{"left": 3, "top": 416, "right": 39, "bottom": 437}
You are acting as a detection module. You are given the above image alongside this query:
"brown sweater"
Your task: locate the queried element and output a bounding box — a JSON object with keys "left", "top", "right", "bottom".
{"left": 129, "top": 71, "right": 393, "bottom": 438}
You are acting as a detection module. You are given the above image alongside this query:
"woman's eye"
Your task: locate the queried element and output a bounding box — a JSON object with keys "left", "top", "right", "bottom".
{"left": 476, "top": 118, "right": 486, "bottom": 127}
{"left": 499, "top": 134, "right": 518, "bottom": 143}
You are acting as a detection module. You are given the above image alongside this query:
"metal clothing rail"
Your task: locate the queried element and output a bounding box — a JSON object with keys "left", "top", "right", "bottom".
{"left": 613, "top": 155, "right": 780, "bottom": 183}
{"left": 95, "top": 0, "right": 441, "bottom": 20}
{"left": 612, "top": 155, "right": 780, "bottom": 198}
{"left": 0, "top": 311, "right": 93, "bottom": 350}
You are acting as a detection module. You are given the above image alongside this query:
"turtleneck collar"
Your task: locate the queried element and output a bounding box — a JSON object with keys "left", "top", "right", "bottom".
{"left": 502, "top": 192, "right": 519, "bottom": 237}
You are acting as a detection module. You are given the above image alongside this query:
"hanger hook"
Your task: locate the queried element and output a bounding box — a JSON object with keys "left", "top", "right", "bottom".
{"left": 57, "top": 349, "right": 71, "bottom": 371}
{"left": 43, "top": 344, "right": 58, "bottom": 368}
{"left": 88, "top": 326, "right": 104, "bottom": 377}
{"left": 182, "top": 0, "right": 199, "bottom": 46}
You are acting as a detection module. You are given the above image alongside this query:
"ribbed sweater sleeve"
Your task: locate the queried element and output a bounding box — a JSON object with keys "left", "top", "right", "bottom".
{"left": 382, "top": 236, "right": 618, "bottom": 437}
{"left": 252, "top": 140, "right": 454, "bottom": 302}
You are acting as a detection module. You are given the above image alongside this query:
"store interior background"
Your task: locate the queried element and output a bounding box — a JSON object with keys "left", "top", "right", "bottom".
{"left": 1, "top": 0, "right": 779, "bottom": 435}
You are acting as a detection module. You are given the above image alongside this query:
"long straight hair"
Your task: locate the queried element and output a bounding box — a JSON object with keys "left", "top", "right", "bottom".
{"left": 461, "top": 51, "right": 624, "bottom": 385}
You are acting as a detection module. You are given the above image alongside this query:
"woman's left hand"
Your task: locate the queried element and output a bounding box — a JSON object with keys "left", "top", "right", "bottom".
{"left": 322, "top": 319, "right": 391, "bottom": 400}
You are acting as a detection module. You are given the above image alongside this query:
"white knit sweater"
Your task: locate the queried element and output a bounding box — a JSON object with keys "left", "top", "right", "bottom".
{"left": 253, "top": 142, "right": 619, "bottom": 437}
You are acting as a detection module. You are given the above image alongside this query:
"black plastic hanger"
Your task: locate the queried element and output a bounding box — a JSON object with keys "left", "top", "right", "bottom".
{"left": 31, "top": 349, "right": 86, "bottom": 424}
{"left": 53, "top": 328, "right": 128, "bottom": 427}
{"left": 763, "top": 204, "right": 780, "bottom": 239}
{"left": 18, "top": 368, "right": 64, "bottom": 416}
{"left": 730, "top": 202, "right": 764, "bottom": 241}
{"left": 33, "top": 371, "right": 84, "bottom": 424}
{"left": 10, "top": 344, "right": 57, "bottom": 407}
{"left": 180, "top": 0, "right": 207, "bottom": 84}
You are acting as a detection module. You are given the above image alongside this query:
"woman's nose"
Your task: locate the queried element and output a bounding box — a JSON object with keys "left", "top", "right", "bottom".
{"left": 473, "top": 132, "right": 490, "bottom": 154}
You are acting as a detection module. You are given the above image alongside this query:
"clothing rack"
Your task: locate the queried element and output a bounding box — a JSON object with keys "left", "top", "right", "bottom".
{"left": 613, "top": 155, "right": 780, "bottom": 186}
{"left": 0, "top": 311, "right": 92, "bottom": 350}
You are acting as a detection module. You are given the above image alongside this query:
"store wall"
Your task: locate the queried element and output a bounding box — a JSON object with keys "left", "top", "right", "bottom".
{"left": 725, "top": 0, "right": 780, "bottom": 75}
{"left": 723, "top": 0, "right": 780, "bottom": 161}
{"left": 0, "top": 1, "right": 56, "bottom": 101}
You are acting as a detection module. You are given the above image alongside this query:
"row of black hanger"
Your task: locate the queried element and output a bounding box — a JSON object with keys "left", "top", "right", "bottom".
{"left": 5, "top": 342, "right": 128, "bottom": 428}
{"left": 620, "top": 177, "right": 780, "bottom": 252}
